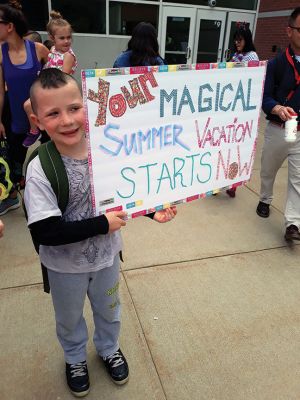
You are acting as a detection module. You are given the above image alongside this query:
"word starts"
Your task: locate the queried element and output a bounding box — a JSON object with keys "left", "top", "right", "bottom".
{"left": 87, "top": 72, "right": 158, "bottom": 126}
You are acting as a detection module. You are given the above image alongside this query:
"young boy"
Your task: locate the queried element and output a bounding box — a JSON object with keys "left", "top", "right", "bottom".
{"left": 24, "top": 68, "right": 176, "bottom": 398}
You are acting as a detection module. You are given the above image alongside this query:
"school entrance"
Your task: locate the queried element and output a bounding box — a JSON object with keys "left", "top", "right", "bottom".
{"left": 160, "top": 7, "right": 256, "bottom": 64}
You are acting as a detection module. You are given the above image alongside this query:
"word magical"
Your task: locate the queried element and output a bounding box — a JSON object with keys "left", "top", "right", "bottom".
{"left": 160, "top": 79, "right": 256, "bottom": 117}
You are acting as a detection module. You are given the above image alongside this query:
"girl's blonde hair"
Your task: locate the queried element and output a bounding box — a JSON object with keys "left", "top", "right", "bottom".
{"left": 47, "top": 10, "right": 72, "bottom": 37}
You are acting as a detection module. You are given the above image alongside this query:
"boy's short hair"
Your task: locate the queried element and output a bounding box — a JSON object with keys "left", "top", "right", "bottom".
{"left": 30, "top": 68, "right": 81, "bottom": 113}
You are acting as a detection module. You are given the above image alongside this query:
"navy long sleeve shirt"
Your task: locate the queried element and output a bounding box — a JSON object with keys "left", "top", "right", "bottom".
{"left": 262, "top": 47, "right": 300, "bottom": 123}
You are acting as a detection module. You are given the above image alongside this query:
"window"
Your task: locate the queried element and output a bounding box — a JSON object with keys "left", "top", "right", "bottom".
{"left": 109, "top": 2, "right": 159, "bottom": 35}
{"left": 51, "top": 0, "right": 106, "bottom": 34}
{"left": 162, "top": 0, "right": 257, "bottom": 11}
{"left": 19, "top": 0, "right": 49, "bottom": 31}
{"left": 217, "top": 0, "right": 258, "bottom": 10}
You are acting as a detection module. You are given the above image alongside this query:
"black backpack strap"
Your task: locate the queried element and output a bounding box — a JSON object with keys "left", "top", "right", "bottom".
{"left": 38, "top": 141, "right": 69, "bottom": 214}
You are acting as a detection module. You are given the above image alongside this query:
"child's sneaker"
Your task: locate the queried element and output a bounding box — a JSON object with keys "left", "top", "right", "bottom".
{"left": 66, "top": 361, "right": 90, "bottom": 397}
{"left": 23, "top": 129, "right": 41, "bottom": 148}
{"left": 0, "top": 196, "right": 20, "bottom": 216}
{"left": 102, "top": 348, "right": 129, "bottom": 385}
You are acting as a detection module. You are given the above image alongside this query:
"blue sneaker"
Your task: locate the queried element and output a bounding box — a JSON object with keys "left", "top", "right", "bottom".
{"left": 0, "top": 196, "right": 20, "bottom": 216}
{"left": 102, "top": 348, "right": 129, "bottom": 385}
{"left": 66, "top": 361, "right": 90, "bottom": 397}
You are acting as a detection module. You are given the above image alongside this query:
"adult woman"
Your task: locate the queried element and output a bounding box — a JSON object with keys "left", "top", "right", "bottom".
{"left": 0, "top": 1, "right": 48, "bottom": 215}
{"left": 231, "top": 24, "right": 259, "bottom": 63}
{"left": 226, "top": 25, "right": 259, "bottom": 198}
{"left": 113, "top": 22, "right": 164, "bottom": 67}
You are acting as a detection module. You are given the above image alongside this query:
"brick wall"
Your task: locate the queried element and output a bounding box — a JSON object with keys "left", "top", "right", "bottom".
{"left": 255, "top": 0, "right": 300, "bottom": 60}
{"left": 255, "top": 16, "right": 289, "bottom": 60}
{"left": 259, "top": 0, "right": 299, "bottom": 13}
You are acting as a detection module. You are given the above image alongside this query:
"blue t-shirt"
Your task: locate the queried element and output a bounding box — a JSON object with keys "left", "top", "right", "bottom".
{"left": 113, "top": 50, "right": 165, "bottom": 68}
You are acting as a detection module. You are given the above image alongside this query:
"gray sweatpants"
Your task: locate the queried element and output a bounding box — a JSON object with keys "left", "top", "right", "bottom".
{"left": 47, "top": 255, "right": 121, "bottom": 364}
{"left": 260, "top": 121, "right": 300, "bottom": 228}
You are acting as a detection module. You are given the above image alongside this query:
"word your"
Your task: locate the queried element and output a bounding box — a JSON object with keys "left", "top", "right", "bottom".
{"left": 100, "top": 123, "right": 190, "bottom": 157}
{"left": 88, "top": 72, "right": 158, "bottom": 126}
{"left": 196, "top": 117, "right": 253, "bottom": 148}
{"left": 160, "top": 79, "right": 256, "bottom": 117}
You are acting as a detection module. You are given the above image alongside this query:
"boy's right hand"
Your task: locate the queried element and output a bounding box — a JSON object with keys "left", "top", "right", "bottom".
{"left": 105, "top": 211, "right": 127, "bottom": 232}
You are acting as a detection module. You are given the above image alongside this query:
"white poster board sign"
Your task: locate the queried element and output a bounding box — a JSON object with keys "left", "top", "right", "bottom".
{"left": 82, "top": 61, "right": 266, "bottom": 218}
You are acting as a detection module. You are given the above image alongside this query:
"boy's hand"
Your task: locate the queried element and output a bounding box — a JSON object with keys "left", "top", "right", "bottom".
{"left": 153, "top": 206, "right": 177, "bottom": 223}
{"left": 105, "top": 211, "right": 127, "bottom": 232}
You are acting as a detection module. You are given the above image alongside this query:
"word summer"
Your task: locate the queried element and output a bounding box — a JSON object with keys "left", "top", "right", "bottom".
{"left": 99, "top": 123, "right": 190, "bottom": 156}
{"left": 160, "top": 79, "right": 256, "bottom": 117}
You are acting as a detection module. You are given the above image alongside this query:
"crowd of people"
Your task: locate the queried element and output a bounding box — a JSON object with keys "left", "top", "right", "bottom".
{"left": 0, "top": 0, "right": 300, "bottom": 397}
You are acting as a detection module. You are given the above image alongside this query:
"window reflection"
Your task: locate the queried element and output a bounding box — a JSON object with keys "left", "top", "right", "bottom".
{"left": 51, "top": 0, "right": 106, "bottom": 34}
{"left": 18, "top": 0, "right": 49, "bottom": 31}
{"left": 109, "top": 2, "right": 158, "bottom": 35}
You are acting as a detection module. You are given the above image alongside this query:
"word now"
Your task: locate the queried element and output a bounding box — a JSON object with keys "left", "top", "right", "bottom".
{"left": 87, "top": 72, "right": 158, "bottom": 126}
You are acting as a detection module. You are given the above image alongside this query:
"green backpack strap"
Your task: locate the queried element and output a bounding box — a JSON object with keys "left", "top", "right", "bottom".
{"left": 24, "top": 141, "right": 69, "bottom": 294}
{"left": 38, "top": 141, "right": 69, "bottom": 214}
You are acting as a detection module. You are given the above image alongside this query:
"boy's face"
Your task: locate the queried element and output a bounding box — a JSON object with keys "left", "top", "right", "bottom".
{"left": 31, "top": 81, "right": 85, "bottom": 150}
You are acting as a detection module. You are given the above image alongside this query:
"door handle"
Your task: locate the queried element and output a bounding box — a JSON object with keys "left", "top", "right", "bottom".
{"left": 185, "top": 46, "right": 191, "bottom": 61}
{"left": 224, "top": 48, "right": 230, "bottom": 61}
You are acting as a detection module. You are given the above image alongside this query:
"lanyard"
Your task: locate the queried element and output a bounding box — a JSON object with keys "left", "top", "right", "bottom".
{"left": 285, "top": 47, "right": 300, "bottom": 101}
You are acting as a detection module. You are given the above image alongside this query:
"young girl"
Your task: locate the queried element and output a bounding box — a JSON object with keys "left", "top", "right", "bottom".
{"left": 226, "top": 24, "right": 259, "bottom": 198}
{"left": 23, "top": 10, "right": 77, "bottom": 148}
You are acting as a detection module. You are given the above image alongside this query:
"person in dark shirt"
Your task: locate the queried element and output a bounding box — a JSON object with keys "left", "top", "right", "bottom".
{"left": 113, "top": 22, "right": 165, "bottom": 68}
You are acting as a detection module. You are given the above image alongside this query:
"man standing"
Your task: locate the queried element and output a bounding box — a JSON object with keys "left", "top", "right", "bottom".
{"left": 256, "top": 7, "right": 300, "bottom": 241}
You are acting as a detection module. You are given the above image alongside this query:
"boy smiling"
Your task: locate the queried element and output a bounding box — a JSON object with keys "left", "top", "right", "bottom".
{"left": 24, "top": 68, "right": 176, "bottom": 397}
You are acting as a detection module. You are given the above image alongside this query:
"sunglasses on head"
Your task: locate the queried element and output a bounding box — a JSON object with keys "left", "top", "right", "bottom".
{"left": 0, "top": 20, "right": 8, "bottom": 25}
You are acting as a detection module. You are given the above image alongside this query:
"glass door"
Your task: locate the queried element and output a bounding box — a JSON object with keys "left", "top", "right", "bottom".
{"left": 160, "top": 7, "right": 196, "bottom": 65}
{"left": 193, "top": 10, "right": 226, "bottom": 63}
{"left": 223, "top": 12, "right": 256, "bottom": 61}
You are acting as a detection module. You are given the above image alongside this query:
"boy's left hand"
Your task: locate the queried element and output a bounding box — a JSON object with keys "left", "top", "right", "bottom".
{"left": 153, "top": 206, "right": 177, "bottom": 223}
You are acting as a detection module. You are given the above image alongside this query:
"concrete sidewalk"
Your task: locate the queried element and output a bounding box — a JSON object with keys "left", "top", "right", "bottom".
{"left": 2, "top": 116, "right": 300, "bottom": 400}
